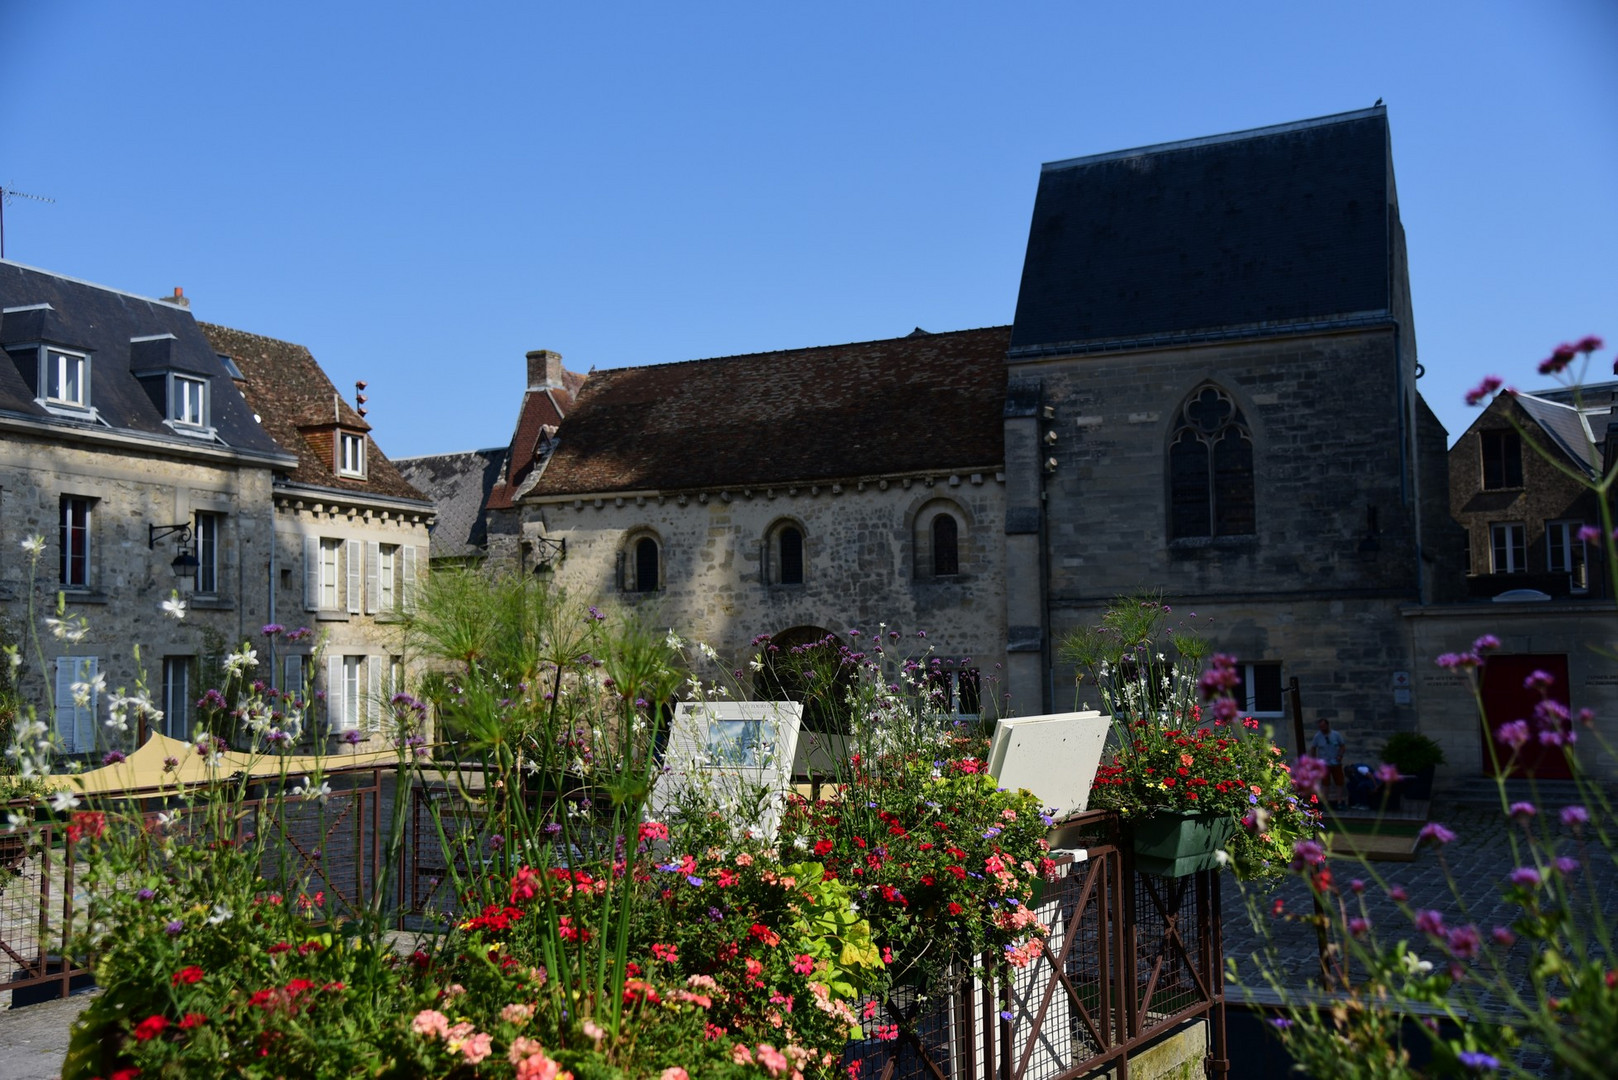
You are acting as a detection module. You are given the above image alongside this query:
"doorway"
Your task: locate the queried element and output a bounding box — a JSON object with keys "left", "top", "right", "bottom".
{"left": 1479, "top": 653, "right": 1572, "bottom": 779}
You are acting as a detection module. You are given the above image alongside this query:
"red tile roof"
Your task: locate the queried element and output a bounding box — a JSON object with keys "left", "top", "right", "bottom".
{"left": 528, "top": 326, "right": 1010, "bottom": 497}
{"left": 199, "top": 323, "right": 429, "bottom": 503}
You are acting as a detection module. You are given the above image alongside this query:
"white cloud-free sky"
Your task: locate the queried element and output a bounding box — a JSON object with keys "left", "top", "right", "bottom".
{"left": 3, "top": 1, "right": 1615, "bottom": 457}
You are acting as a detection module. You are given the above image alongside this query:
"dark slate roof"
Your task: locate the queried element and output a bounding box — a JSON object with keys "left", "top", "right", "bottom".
{"left": 199, "top": 323, "right": 430, "bottom": 503}
{"left": 395, "top": 448, "right": 508, "bottom": 559}
{"left": 1512, "top": 392, "right": 1601, "bottom": 476}
{"left": 0, "top": 260, "right": 289, "bottom": 459}
{"left": 1011, "top": 107, "right": 1395, "bottom": 356}
{"left": 486, "top": 371, "right": 587, "bottom": 510}
{"left": 529, "top": 326, "right": 1010, "bottom": 497}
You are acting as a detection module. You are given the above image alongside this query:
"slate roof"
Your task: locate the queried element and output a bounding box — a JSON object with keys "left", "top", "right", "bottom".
{"left": 486, "top": 370, "right": 587, "bottom": 510}
{"left": 0, "top": 260, "right": 290, "bottom": 461}
{"left": 395, "top": 448, "right": 508, "bottom": 559}
{"left": 1011, "top": 107, "right": 1395, "bottom": 356}
{"left": 1512, "top": 391, "right": 1602, "bottom": 476}
{"left": 528, "top": 326, "right": 1011, "bottom": 497}
{"left": 199, "top": 323, "right": 430, "bottom": 503}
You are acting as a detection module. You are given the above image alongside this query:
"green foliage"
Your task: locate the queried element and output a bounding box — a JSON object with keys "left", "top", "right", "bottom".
{"left": 1379, "top": 731, "right": 1446, "bottom": 774}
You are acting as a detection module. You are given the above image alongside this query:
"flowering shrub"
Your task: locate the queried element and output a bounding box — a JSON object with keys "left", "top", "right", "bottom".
{"left": 1064, "top": 597, "right": 1317, "bottom": 877}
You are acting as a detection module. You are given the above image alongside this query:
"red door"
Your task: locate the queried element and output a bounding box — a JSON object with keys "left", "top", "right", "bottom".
{"left": 1479, "top": 654, "right": 1573, "bottom": 779}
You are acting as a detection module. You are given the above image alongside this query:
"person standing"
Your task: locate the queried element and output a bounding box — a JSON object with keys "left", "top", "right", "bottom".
{"left": 1310, "top": 718, "right": 1347, "bottom": 810}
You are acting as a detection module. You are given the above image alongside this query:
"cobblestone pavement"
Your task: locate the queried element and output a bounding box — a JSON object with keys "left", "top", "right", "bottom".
{"left": 1221, "top": 798, "right": 1618, "bottom": 1069}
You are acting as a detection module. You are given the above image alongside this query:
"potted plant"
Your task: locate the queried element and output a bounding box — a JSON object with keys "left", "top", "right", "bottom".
{"left": 1064, "top": 596, "right": 1319, "bottom": 879}
{"left": 1379, "top": 731, "right": 1445, "bottom": 801}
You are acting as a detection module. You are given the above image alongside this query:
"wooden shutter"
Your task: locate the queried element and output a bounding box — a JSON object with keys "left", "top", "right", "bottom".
{"left": 402, "top": 545, "right": 419, "bottom": 612}
{"left": 346, "top": 540, "right": 362, "bottom": 614}
{"left": 303, "top": 536, "right": 320, "bottom": 610}
{"left": 364, "top": 542, "right": 380, "bottom": 614}
{"left": 367, "top": 656, "right": 381, "bottom": 731}
{"left": 327, "top": 654, "right": 344, "bottom": 730}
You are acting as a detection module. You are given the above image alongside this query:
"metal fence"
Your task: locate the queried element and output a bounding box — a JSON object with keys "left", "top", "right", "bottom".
{"left": 841, "top": 811, "right": 1227, "bottom": 1080}
{"left": 0, "top": 765, "right": 383, "bottom": 1004}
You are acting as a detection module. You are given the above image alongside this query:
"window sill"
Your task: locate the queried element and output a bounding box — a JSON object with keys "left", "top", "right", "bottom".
{"left": 374, "top": 612, "right": 406, "bottom": 623}
{"left": 58, "top": 588, "right": 108, "bottom": 605}
{"left": 1168, "top": 535, "right": 1258, "bottom": 553}
{"left": 187, "top": 594, "right": 234, "bottom": 611}
{"left": 315, "top": 610, "right": 351, "bottom": 622}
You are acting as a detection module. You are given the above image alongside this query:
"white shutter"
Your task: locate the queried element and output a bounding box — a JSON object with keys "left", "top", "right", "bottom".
{"left": 367, "top": 656, "right": 381, "bottom": 731}
{"left": 327, "top": 654, "right": 344, "bottom": 730}
{"left": 402, "top": 545, "right": 419, "bottom": 613}
{"left": 80, "top": 657, "right": 99, "bottom": 755}
{"left": 346, "top": 540, "right": 362, "bottom": 614}
{"left": 54, "top": 658, "right": 77, "bottom": 753}
{"left": 284, "top": 654, "right": 303, "bottom": 698}
{"left": 364, "top": 542, "right": 380, "bottom": 614}
{"left": 303, "top": 536, "right": 320, "bottom": 611}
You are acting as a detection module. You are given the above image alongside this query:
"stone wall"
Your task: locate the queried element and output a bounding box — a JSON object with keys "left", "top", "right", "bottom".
{"left": 526, "top": 473, "right": 1008, "bottom": 704}
{"left": 1008, "top": 327, "right": 1431, "bottom": 742}
{"left": 0, "top": 430, "right": 276, "bottom": 755}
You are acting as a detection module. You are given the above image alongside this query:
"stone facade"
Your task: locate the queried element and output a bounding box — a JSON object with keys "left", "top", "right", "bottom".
{"left": 530, "top": 471, "right": 1007, "bottom": 706}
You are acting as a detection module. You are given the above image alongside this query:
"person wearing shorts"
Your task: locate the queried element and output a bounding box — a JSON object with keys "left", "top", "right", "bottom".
{"left": 1309, "top": 718, "right": 1347, "bottom": 810}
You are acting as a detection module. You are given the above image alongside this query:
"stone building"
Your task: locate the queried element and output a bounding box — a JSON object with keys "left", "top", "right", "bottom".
{"left": 1405, "top": 380, "right": 1617, "bottom": 783}
{"left": 0, "top": 259, "right": 431, "bottom": 758}
{"left": 0, "top": 262, "right": 292, "bottom": 757}
{"left": 201, "top": 324, "right": 434, "bottom": 746}
{"left": 412, "top": 106, "right": 1472, "bottom": 765}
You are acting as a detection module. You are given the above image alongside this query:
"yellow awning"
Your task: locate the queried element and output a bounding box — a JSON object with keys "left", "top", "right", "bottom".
{"left": 47, "top": 732, "right": 398, "bottom": 796}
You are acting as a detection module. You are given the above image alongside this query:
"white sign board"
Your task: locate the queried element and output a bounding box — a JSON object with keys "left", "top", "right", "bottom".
{"left": 987, "top": 711, "right": 1111, "bottom": 818}
{"left": 654, "top": 700, "right": 804, "bottom": 839}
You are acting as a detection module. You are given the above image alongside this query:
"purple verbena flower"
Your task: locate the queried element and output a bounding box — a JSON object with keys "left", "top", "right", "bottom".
{"left": 1414, "top": 909, "right": 1446, "bottom": 936}
{"left": 1418, "top": 822, "right": 1456, "bottom": 846}
{"left": 165, "top": 919, "right": 184, "bottom": 937}
{"left": 1446, "top": 924, "right": 1482, "bottom": 960}
{"left": 1495, "top": 721, "right": 1530, "bottom": 749}
{"left": 1560, "top": 805, "right": 1589, "bottom": 827}
{"left": 1509, "top": 801, "right": 1537, "bottom": 818}
{"left": 1509, "top": 867, "right": 1541, "bottom": 888}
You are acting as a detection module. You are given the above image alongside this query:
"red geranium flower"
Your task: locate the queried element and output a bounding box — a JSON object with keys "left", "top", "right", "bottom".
{"left": 171, "top": 965, "right": 205, "bottom": 986}
{"left": 133, "top": 1014, "right": 168, "bottom": 1041}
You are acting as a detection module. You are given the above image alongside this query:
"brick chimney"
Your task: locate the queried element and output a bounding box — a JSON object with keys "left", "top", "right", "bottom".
{"left": 526, "top": 349, "right": 564, "bottom": 391}
{"left": 164, "top": 287, "right": 190, "bottom": 309}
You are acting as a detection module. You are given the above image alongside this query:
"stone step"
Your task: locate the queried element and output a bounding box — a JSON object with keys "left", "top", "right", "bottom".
{"left": 1439, "top": 776, "right": 1596, "bottom": 809}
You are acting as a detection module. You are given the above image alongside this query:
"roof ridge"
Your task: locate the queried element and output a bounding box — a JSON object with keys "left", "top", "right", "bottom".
{"left": 0, "top": 257, "right": 194, "bottom": 309}
{"left": 394, "top": 447, "right": 508, "bottom": 462}
{"left": 1040, "top": 105, "right": 1387, "bottom": 174}
{"left": 194, "top": 320, "right": 314, "bottom": 355}
{"left": 587, "top": 324, "right": 1012, "bottom": 377}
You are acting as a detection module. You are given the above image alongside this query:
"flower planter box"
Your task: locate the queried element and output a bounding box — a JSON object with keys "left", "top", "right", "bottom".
{"left": 1129, "top": 811, "right": 1234, "bottom": 877}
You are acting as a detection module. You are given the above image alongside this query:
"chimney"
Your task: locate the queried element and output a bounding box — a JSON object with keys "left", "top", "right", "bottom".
{"left": 164, "top": 287, "right": 190, "bottom": 309}
{"left": 526, "top": 349, "right": 564, "bottom": 391}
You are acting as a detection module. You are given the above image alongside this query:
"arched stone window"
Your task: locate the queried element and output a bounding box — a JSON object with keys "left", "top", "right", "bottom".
{"left": 931, "top": 514, "right": 959, "bottom": 577}
{"left": 764, "top": 520, "right": 807, "bottom": 586}
{"left": 1169, "top": 385, "right": 1255, "bottom": 538}
{"left": 618, "top": 530, "right": 662, "bottom": 592}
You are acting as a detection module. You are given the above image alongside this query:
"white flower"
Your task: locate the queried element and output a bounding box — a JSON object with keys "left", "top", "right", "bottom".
{"left": 291, "top": 777, "right": 331, "bottom": 804}
{"left": 155, "top": 812, "right": 176, "bottom": 830}
{"left": 160, "top": 592, "right": 187, "bottom": 620}
{"left": 5, "top": 811, "right": 25, "bottom": 832}
{"left": 207, "top": 904, "right": 233, "bottom": 925}
{"left": 223, "top": 646, "right": 258, "bottom": 678}
{"left": 49, "top": 790, "right": 81, "bottom": 813}
{"left": 698, "top": 642, "right": 719, "bottom": 662}
{"left": 20, "top": 534, "right": 46, "bottom": 556}
{"left": 1400, "top": 952, "right": 1433, "bottom": 976}
{"left": 664, "top": 630, "right": 684, "bottom": 650}
{"left": 71, "top": 672, "right": 106, "bottom": 709}
{"left": 3, "top": 645, "right": 19, "bottom": 675}
{"left": 45, "top": 617, "right": 89, "bottom": 644}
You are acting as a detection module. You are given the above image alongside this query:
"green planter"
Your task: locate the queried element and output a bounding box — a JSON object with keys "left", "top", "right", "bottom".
{"left": 1130, "top": 811, "right": 1235, "bottom": 877}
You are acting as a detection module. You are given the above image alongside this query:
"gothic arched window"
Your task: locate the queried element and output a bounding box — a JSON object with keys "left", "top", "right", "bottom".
{"left": 1169, "top": 385, "right": 1255, "bottom": 538}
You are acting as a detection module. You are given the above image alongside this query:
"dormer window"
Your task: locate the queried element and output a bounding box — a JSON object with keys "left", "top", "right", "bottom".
{"left": 173, "top": 375, "right": 208, "bottom": 427}
{"left": 44, "top": 348, "right": 89, "bottom": 409}
{"left": 338, "top": 432, "right": 367, "bottom": 478}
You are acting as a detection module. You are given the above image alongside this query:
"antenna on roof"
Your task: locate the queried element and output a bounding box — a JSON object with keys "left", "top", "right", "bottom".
{"left": 0, "top": 185, "right": 57, "bottom": 259}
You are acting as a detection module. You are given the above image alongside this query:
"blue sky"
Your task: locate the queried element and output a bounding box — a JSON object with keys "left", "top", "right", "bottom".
{"left": 3, "top": 1, "right": 1615, "bottom": 458}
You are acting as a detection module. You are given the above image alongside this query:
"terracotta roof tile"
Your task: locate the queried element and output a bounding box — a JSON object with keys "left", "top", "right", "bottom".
{"left": 199, "top": 322, "right": 429, "bottom": 503}
{"left": 530, "top": 326, "right": 1010, "bottom": 497}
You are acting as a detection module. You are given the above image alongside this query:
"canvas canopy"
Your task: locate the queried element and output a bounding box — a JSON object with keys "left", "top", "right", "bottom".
{"left": 46, "top": 733, "right": 396, "bottom": 796}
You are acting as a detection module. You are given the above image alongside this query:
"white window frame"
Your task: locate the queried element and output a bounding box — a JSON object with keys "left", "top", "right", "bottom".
{"left": 172, "top": 375, "right": 208, "bottom": 428}
{"left": 1490, "top": 522, "right": 1528, "bottom": 574}
{"left": 319, "top": 538, "right": 342, "bottom": 609}
{"left": 193, "top": 512, "right": 220, "bottom": 594}
{"left": 1235, "top": 661, "right": 1286, "bottom": 717}
{"left": 338, "top": 432, "right": 367, "bottom": 478}
{"left": 43, "top": 348, "right": 88, "bottom": 408}
{"left": 162, "top": 656, "right": 192, "bottom": 739}
{"left": 1547, "top": 520, "right": 1589, "bottom": 593}
{"left": 377, "top": 543, "right": 398, "bottom": 612}
{"left": 332, "top": 654, "right": 364, "bottom": 731}
{"left": 60, "top": 496, "right": 92, "bottom": 588}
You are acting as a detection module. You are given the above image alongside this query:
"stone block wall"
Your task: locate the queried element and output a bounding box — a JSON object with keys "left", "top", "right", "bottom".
{"left": 527, "top": 473, "right": 1008, "bottom": 704}
{"left": 0, "top": 432, "right": 276, "bottom": 756}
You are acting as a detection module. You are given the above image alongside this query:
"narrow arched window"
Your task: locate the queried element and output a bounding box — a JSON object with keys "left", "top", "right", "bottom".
{"left": 1169, "top": 385, "right": 1255, "bottom": 538}
{"left": 778, "top": 525, "right": 804, "bottom": 585}
{"left": 634, "top": 537, "right": 660, "bottom": 592}
{"left": 932, "top": 514, "right": 959, "bottom": 577}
